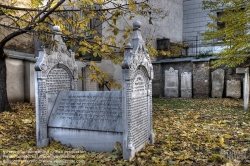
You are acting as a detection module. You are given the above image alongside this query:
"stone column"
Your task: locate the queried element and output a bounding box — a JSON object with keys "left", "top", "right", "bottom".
{"left": 244, "top": 68, "right": 249, "bottom": 110}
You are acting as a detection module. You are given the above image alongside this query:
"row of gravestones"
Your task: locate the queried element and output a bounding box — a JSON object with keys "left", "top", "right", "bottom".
{"left": 164, "top": 67, "right": 192, "bottom": 98}
{"left": 34, "top": 21, "right": 154, "bottom": 160}
{"left": 164, "top": 68, "right": 245, "bottom": 99}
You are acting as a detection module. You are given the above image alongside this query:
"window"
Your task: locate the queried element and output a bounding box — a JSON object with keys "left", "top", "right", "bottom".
{"left": 63, "top": 10, "right": 92, "bottom": 38}
{"left": 217, "top": 11, "right": 226, "bottom": 30}
{"left": 216, "top": 8, "right": 245, "bottom": 42}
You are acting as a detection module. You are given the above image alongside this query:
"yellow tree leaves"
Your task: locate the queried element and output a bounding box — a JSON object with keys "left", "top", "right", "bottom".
{"left": 1, "top": 0, "right": 169, "bottom": 90}
{"left": 202, "top": 0, "right": 250, "bottom": 68}
{"left": 1, "top": 99, "right": 250, "bottom": 165}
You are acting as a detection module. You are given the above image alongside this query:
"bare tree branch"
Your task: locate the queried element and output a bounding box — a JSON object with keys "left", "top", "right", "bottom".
{"left": 0, "top": 0, "right": 65, "bottom": 50}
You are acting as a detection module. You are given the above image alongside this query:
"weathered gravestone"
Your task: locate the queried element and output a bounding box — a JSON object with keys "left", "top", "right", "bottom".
{"left": 211, "top": 69, "right": 225, "bottom": 98}
{"left": 165, "top": 67, "right": 179, "bottom": 97}
{"left": 226, "top": 80, "right": 241, "bottom": 99}
{"left": 181, "top": 72, "right": 192, "bottom": 98}
{"left": 244, "top": 68, "right": 249, "bottom": 110}
{"left": 34, "top": 26, "right": 78, "bottom": 147}
{"left": 35, "top": 21, "right": 154, "bottom": 160}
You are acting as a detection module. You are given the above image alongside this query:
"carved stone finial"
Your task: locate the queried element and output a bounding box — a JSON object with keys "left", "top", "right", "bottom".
{"left": 125, "top": 43, "right": 132, "bottom": 48}
{"left": 133, "top": 20, "right": 141, "bottom": 29}
{"left": 53, "top": 25, "right": 61, "bottom": 32}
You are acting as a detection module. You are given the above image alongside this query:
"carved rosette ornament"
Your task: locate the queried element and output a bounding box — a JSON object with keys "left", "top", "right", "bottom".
{"left": 122, "top": 20, "right": 154, "bottom": 160}
{"left": 34, "top": 26, "right": 78, "bottom": 147}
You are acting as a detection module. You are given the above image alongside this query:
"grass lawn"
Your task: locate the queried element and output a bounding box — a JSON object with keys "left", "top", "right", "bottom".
{"left": 0, "top": 98, "right": 250, "bottom": 165}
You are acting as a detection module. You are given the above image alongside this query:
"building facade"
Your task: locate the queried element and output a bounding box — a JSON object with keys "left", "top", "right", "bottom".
{"left": 183, "top": 0, "right": 223, "bottom": 57}
{"left": 4, "top": 0, "right": 183, "bottom": 102}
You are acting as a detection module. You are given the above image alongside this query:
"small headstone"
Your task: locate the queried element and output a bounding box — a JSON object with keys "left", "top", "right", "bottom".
{"left": 165, "top": 67, "right": 179, "bottom": 97}
{"left": 226, "top": 80, "right": 241, "bottom": 99}
{"left": 181, "top": 72, "right": 192, "bottom": 98}
{"left": 211, "top": 69, "right": 225, "bottom": 98}
{"left": 244, "top": 68, "right": 249, "bottom": 110}
{"left": 192, "top": 62, "right": 210, "bottom": 98}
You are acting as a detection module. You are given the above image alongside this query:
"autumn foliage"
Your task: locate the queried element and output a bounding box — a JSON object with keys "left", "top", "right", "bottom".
{"left": 202, "top": 0, "right": 250, "bottom": 68}
{"left": 1, "top": 99, "right": 250, "bottom": 165}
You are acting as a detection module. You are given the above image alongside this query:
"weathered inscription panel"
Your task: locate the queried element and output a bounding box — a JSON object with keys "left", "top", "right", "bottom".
{"left": 165, "top": 67, "right": 179, "bottom": 97}
{"left": 226, "top": 80, "right": 241, "bottom": 99}
{"left": 47, "top": 68, "right": 71, "bottom": 94}
{"left": 132, "top": 73, "right": 147, "bottom": 98}
{"left": 211, "top": 69, "right": 224, "bottom": 98}
{"left": 130, "top": 71, "right": 149, "bottom": 149}
{"left": 37, "top": 79, "right": 48, "bottom": 140}
{"left": 48, "top": 91, "right": 122, "bottom": 132}
{"left": 181, "top": 72, "right": 192, "bottom": 98}
{"left": 47, "top": 68, "right": 72, "bottom": 118}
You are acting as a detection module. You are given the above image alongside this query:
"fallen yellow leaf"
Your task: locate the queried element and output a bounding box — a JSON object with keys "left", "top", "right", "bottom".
{"left": 22, "top": 119, "right": 32, "bottom": 124}
{"left": 9, "top": 153, "right": 18, "bottom": 158}
{"left": 219, "top": 136, "right": 225, "bottom": 147}
{"left": 0, "top": 125, "right": 5, "bottom": 130}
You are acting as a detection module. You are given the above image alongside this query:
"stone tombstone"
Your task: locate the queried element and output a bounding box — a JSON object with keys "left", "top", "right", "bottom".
{"left": 48, "top": 91, "right": 123, "bottom": 151}
{"left": 122, "top": 21, "right": 154, "bottom": 159}
{"left": 211, "top": 69, "right": 225, "bottom": 98}
{"left": 34, "top": 26, "right": 78, "bottom": 146}
{"left": 244, "top": 68, "right": 249, "bottom": 110}
{"left": 165, "top": 67, "right": 179, "bottom": 97}
{"left": 192, "top": 62, "right": 210, "bottom": 98}
{"left": 226, "top": 80, "right": 241, "bottom": 99}
{"left": 181, "top": 72, "right": 192, "bottom": 98}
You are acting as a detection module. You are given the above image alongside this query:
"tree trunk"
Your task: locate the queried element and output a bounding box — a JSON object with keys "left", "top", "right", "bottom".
{"left": 0, "top": 49, "right": 12, "bottom": 112}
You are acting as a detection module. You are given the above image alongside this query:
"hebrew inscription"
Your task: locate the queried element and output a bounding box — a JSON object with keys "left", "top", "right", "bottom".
{"left": 165, "top": 67, "right": 179, "bottom": 97}
{"left": 47, "top": 68, "right": 71, "bottom": 94}
{"left": 48, "top": 91, "right": 122, "bottom": 132}
{"left": 37, "top": 79, "right": 47, "bottom": 139}
{"left": 130, "top": 71, "right": 149, "bottom": 149}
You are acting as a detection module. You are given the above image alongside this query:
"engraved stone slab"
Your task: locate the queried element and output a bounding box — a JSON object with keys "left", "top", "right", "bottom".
{"left": 129, "top": 70, "right": 149, "bottom": 149}
{"left": 236, "top": 68, "right": 245, "bottom": 74}
{"left": 165, "top": 67, "right": 179, "bottom": 97}
{"left": 211, "top": 69, "right": 225, "bottom": 98}
{"left": 192, "top": 62, "right": 210, "bottom": 98}
{"left": 244, "top": 68, "right": 249, "bottom": 110}
{"left": 181, "top": 72, "right": 192, "bottom": 98}
{"left": 47, "top": 67, "right": 72, "bottom": 119}
{"left": 48, "top": 91, "right": 122, "bottom": 132}
{"left": 226, "top": 80, "right": 241, "bottom": 99}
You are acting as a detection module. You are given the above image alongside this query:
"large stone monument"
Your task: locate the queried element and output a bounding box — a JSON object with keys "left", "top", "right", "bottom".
{"left": 226, "top": 80, "right": 241, "bottom": 99}
{"left": 211, "top": 69, "right": 225, "bottom": 98}
{"left": 34, "top": 26, "right": 78, "bottom": 147}
{"left": 121, "top": 21, "right": 154, "bottom": 159}
{"left": 35, "top": 21, "right": 154, "bottom": 160}
{"left": 181, "top": 72, "right": 192, "bottom": 98}
{"left": 165, "top": 67, "right": 179, "bottom": 97}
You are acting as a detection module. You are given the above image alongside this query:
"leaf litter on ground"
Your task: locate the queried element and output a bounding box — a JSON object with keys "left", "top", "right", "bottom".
{"left": 0, "top": 99, "right": 250, "bottom": 165}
